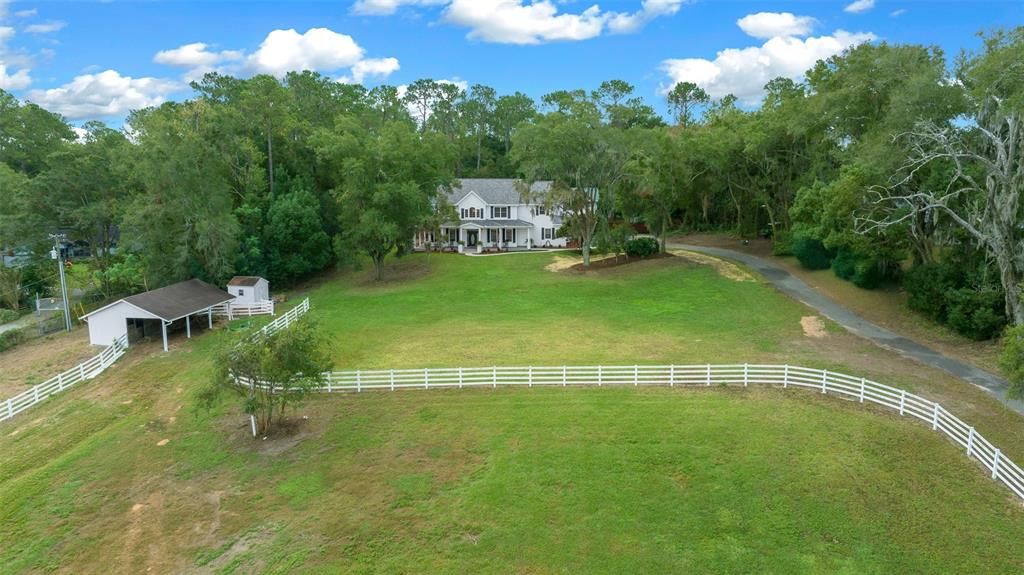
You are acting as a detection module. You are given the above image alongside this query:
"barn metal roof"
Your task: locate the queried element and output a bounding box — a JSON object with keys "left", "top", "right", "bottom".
{"left": 121, "top": 279, "right": 234, "bottom": 321}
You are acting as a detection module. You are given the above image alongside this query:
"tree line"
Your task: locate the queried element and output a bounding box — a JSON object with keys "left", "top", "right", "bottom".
{"left": 0, "top": 28, "right": 1022, "bottom": 388}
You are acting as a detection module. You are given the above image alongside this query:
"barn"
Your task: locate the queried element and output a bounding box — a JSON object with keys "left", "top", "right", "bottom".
{"left": 80, "top": 279, "right": 234, "bottom": 351}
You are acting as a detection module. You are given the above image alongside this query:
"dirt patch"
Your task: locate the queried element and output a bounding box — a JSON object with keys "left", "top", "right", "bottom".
{"left": 566, "top": 252, "right": 674, "bottom": 272}
{"left": 545, "top": 253, "right": 617, "bottom": 272}
{"left": 669, "top": 249, "right": 754, "bottom": 282}
{"left": 801, "top": 316, "right": 827, "bottom": 338}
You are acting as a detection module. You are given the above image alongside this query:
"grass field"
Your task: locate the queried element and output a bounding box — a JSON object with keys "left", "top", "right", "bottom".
{"left": 2, "top": 252, "right": 1023, "bottom": 573}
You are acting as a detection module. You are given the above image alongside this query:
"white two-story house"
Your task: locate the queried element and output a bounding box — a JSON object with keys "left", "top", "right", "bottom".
{"left": 415, "top": 179, "right": 568, "bottom": 252}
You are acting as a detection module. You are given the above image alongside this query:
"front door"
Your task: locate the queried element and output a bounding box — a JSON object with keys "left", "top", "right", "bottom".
{"left": 466, "top": 230, "right": 478, "bottom": 247}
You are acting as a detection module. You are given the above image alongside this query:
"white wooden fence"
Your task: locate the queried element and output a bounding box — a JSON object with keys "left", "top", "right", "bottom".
{"left": 251, "top": 298, "right": 309, "bottom": 339}
{"left": 1, "top": 334, "right": 128, "bottom": 423}
{"left": 287, "top": 363, "right": 1023, "bottom": 502}
{"left": 212, "top": 300, "right": 275, "bottom": 319}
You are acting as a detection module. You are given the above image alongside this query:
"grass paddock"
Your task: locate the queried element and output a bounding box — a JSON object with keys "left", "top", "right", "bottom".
{"left": 2, "top": 252, "right": 1023, "bottom": 573}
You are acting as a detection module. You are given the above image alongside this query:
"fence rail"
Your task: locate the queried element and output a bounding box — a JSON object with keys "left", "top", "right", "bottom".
{"left": 243, "top": 362, "right": 1023, "bottom": 502}
{"left": 251, "top": 298, "right": 308, "bottom": 339}
{"left": 212, "top": 300, "right": 275, "bottom": 318}
{"left": 1, "top": 334, "right": 128, "bottom": 423}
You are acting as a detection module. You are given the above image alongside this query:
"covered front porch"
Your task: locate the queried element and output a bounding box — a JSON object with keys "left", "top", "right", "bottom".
{"left": 442, "top": 220, "right": 534, "bottom": 253}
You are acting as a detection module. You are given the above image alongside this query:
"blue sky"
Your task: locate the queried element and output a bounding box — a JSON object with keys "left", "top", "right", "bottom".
{"left": 0, "top": 0, "right": 1020, "bottom": 125}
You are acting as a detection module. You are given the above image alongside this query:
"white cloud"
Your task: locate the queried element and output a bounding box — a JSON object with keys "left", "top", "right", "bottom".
{"left": 351, "top": 0, "right": 449, "bottom": 16}
{"left": 442, "top": 0, "right": 606, "bottom": 44}
{"left": 0, "top": 62, "right": 30, "bottom": 89}
{"left": 660, "top": 29, "right": 875, "bottom": 104}
{"left": 154, "top": 42, "right": 242, "bottom": 68}
{"left": 14, "top": 9, "right": 37, "bottom": 18}
{"left": 246, "top": 28, "right": 365, "bottom": 76}
{"left": 0, "top": 10, "right": 33, "bottom": 89}
{"left": 890, "top": 9, "right": 908, "bottom": 17}
{"left": 25, "top": 70, "right": 181, "bottom": 120}
{"left": 339, "top": 56, "right": 400, "bottom": 83}
{"left": 24, "top": 21, "right": 65, "bottom": 34}
{"left": 355, "top": 0, "right": 682, "bottom": 44}
{"left": 844, "top": 0, "right": 875, "bottom": 14}
{"left": 608, "top": 0, "right": 685, "bottom": 34}
{"left": 153, "top": 28, "right": 400, "bottom": 85}
{"left": 736, "top": 12, "right": 816, "bottom": 39}
{"left": 154, "top": 42, "right": 243, "bottom": 81}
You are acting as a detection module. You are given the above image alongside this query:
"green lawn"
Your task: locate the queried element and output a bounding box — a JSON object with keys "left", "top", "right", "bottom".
{"left": 2, "top": 252, "right": 1023, "bottom": 573}
{"left": 314, "top": 253, "right": 805, "bottom": 368}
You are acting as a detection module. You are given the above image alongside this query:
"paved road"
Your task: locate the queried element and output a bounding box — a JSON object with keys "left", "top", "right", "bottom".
{"left": 671, "top": 242, "right": 1024, "bottom": 415}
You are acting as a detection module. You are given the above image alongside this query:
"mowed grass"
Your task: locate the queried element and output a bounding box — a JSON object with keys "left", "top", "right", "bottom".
{"left": 1, "top": 252, "right": 1023, "bottom": 573}
{"left": 314, "top": 253, "right": 804, "bottom": 368}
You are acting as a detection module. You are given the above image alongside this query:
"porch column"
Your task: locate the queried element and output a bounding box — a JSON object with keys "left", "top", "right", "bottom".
{"left": 186, "top": 315, "right": 191, "bottom": 339}
{"left": 161, "top": 321, "right": 169, "bottom": 352}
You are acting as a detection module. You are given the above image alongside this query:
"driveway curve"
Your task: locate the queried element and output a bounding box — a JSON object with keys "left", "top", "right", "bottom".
{"left": 670, "top": 242, "right": 1024, "bottom": 415}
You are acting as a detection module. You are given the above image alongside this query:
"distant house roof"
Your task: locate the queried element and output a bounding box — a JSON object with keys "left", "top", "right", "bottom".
{"left": 117, "top": 279, "right": 233, "bottom": 321}
{"left": 446, "top": 179, "right": 552, "bottom": 205}
{"left": 227, "top": 276, "right": 265, "bottom": 287}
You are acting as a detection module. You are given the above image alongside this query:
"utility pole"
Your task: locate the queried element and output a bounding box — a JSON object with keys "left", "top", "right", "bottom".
{"left": 48, "top": 233, "right": 72, "bottom": 332}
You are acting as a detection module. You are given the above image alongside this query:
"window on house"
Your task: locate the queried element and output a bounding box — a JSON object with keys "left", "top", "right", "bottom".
{"left": 238, "top": 289, "right": 245, "bottom": 296}
{"left": 487, "top": 229, "right": 496, "bottom": 242}
{"left": 542, "top": 228, "right": 558, "bottom": 240}
{"left": 492, "top": 206, "right": 509, "bottom": 218}
{"left": 535, "top": 205, "right": 546, "bottom": 216}
{"left": 461, "top": 208, "right": 467, "bottom": 219}
{"left": 502, "top": 229, "right": 515, "bottom": 242}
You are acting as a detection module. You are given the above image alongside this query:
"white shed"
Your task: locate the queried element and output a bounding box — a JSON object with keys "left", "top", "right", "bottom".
{"left": 227, "top": 276, "right": 270, "bottom": 304}
{"left": 80, "top": 279, "right": 234, "bottom": 351}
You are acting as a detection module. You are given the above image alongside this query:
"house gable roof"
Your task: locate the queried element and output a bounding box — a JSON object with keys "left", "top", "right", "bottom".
{"left": 446, "top": 179, "right": 552, "bottom": 206}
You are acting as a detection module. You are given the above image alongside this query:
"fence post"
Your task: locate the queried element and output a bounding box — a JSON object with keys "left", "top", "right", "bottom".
{"left": 326, "top": 373, "right": 333, "bottom": 393}
{"left": 529, "top": 366, "right": 533, "bottom": 388}
{"left": 356, "top": 370, "right": 362, "bottom": 393}
{"left": 598, "top": 365, "right": 602, "bottom": 386}
{"left": 424, "top": 368, "right": 429, "bottom": 390}
{"left": 859, "top": 378, "right": 866, "bottom": 403}
{"left": 932, "top": 403, "right": 939, "bottom": 430}
{"left": 967, "top": 427, "right": 975, "bottom": 457}
{"left": 634, "top": 365, "right": 639, "bottom": 386}
{"left": 992, "top": 449, "right": 1001, "bottom": 479}
{"left": 57, "top": 372, "right": 64, "bottom": 391}
{"left": 390, "top": 369, "right": 395, "bottom": 391}
{"left": 459, "top": 367, "right": 463, "bottom": 389}
{"left": 33, "top": 385, "right": 40, "bottom": 403}
{"left": 562, "top": 365, "right": 567, "bottom": 387}
{"left": 706, "top": 364, "right": 711, "bottom": 386}
{"left": 6, "top": 398, "right": 12, "bottom": 419}
{"left": 743, "top": 363, "right": 749, "bottom": 387}
{"left": 821, "top": 370, "right": 827, "bottom": 393}
{"left": 669, "top": 365, "right": 675, "bottom": 387}
{"left": 899, "top": 390, "right": 906, "bottom": 415}
{"left": 783, "top": 364, "right": 789, "bottom": 388}
{"left": 79, "top": 364, "right": 85, "bottom": 381}
{"left": 492, "top": 366, "right": 497, "bottom": 389}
